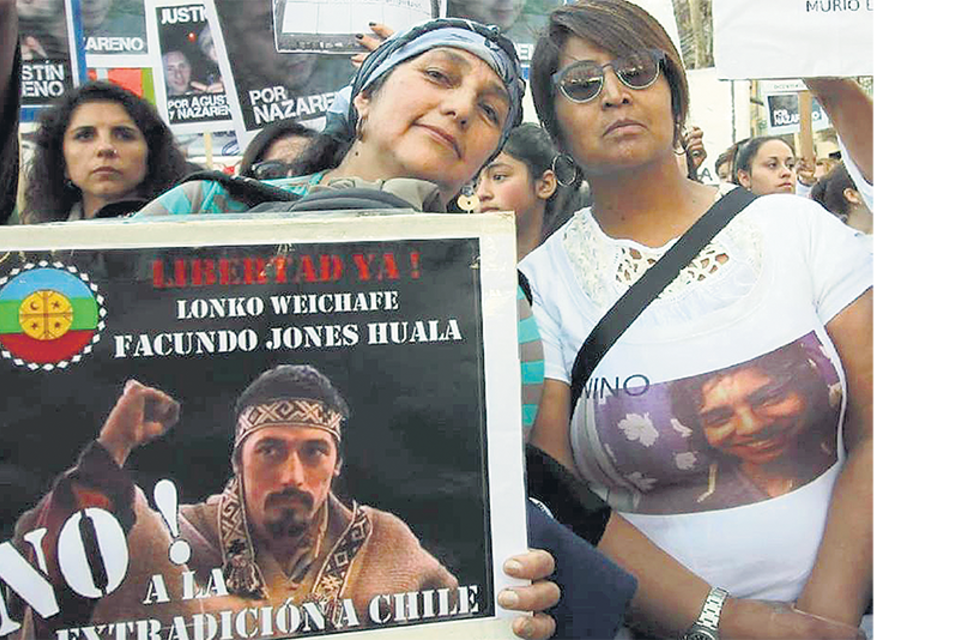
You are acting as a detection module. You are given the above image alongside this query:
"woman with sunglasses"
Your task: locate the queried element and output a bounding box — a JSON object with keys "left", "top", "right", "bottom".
{"left": 520, "top": 1, "right": 872, "bottom": 639}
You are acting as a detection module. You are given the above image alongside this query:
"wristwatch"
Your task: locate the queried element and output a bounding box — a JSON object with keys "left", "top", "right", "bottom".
{"left": 681, "top": 586, "right": 729, "bottom": 640}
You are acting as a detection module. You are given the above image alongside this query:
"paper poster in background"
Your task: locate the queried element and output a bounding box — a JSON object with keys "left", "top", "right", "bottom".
{"left": 0, "top": 213, "right": 527, "bottom": 639}
{"left": 760, "top": 79, "right": 832, "bottom": 136}
{"left": 16, "top": 0, "right": 84, "bottom": 114}
{"left": 274, "top": 0, "right": 442, "bottom": 54}
{"left": 208, "top": 0, "right": 357, "bottom": 144}
{"left": 83, "top": 0, "right": 152, "bottom": 67}
{"left": 714, "top": 0, "right": 873, "bottom": 79}
{"left": 446, "top": 0, "right": 564, "bottom": 66}
{"left": 146, "top": 0, "right": 234, "bottom": 134}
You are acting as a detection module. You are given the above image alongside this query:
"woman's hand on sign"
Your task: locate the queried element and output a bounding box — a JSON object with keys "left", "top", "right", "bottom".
{"left": 351, "top": 23, "right": 396, "bottom": 67}
{"left": 498, "top": 549, "right": 560, "bottom": 639}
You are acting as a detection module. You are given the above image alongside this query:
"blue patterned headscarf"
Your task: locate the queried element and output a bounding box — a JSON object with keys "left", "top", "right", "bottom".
{"left": 325, "top": 18, "right": 525, "bottom": 151}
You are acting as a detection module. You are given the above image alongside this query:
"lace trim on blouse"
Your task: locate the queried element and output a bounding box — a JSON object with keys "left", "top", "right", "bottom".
{"left": 562, "top": 206, "right": 762, "bottom": 309}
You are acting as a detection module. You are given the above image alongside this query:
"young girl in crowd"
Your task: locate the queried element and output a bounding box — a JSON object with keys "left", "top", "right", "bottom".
{"left": 22, "top": 81, "right": 189, "bottom": 222}
{"left": 733, "top": 135, "right": 798, "bottom": 196}
{"left": 475, "top": 122, "right": 577, "bottom": 260}
{"left": 520, "top": 1, "right": 871, "bottom": 638}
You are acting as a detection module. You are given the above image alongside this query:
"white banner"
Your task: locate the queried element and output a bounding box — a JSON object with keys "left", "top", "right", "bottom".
{"left": 714, "top": 0, "right": 873, "bottom": 79}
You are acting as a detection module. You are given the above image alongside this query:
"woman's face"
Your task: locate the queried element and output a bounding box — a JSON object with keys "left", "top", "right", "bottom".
{"left": 739, "top": 140, "right": 796, "bottom": 195}
{"left": 353, "top": 47, "right": 511, "bottom": 197}
{"left": 477, "top": 152, "right": 552, "bottom": 227}
{"left": 63, "top": 101, "right": 148, "bottom": 206}
{"left": 553, "top": 36, "right": 676, "bottom": 177}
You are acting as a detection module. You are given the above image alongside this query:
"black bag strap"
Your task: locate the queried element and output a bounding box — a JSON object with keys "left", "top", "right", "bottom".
{"left": 569, "top": 187, "right": 757, "bottom": 415}
{"left": 176, "top": 170, "right": 301, "bottom": 206}
{"left": 518, "top": 270, "right": 533, "bottom": 305}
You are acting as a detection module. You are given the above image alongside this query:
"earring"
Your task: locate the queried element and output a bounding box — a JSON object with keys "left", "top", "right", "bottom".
{"left": 65, "top": 178, "right": 78, "bottom": 191}
{"left": 551, "top": 154, "right": 579, "bottom": 187}
{"left": 355, "top": 115, "right": 366, "bottom": 142}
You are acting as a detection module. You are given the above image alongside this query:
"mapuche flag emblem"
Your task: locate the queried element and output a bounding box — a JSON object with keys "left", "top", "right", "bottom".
{"left": 0, "top": 262, "right": 106, "bottom": 370}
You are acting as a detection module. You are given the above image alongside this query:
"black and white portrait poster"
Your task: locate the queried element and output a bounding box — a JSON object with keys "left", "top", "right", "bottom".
{"left": 16, "top": 0, "right": 84, "bottom": 116}
{"left": 274, "top": 0, "right": 442, "bottom": 54}
{"left": 82, "top": 0, "right": 152, "bottom": 68}
{"left": 446, "top": 0, "right": 566, "bottom": 66}
{"left": 207, "top": 0, "right": 357, "bottom": 144}
{"left": 0, "top": 212, "right": 527, "bottom": 639}
{"left": 146, "top": 0, "right": 233, "bottom": 134}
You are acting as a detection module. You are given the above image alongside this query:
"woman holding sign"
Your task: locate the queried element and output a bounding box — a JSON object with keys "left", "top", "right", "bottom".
{"left": 519, "top": 1, "right": 872, "bottom": 638}
{"left": 135, "top": 17, "right": 643, "bottom": 640}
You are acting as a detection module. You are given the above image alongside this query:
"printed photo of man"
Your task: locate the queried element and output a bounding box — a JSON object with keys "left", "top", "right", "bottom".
{"left": 8, "top": 365, "right": 459, "bottom": 638}
{"left": 669, "top": 340, "right": 840, "bottom": 510}
{"left": 162, "top": 49, "right": 192, "bottom": 95}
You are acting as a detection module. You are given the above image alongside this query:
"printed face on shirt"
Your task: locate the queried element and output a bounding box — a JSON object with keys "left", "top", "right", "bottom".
{"left": 696, "top": 367, "right": 809, "bottom": 467}
{"left": 239, "top": 425, "right": 340, "bottom": 542}
{"left": 62, "top": 101, "right": 148, "bottom": 208}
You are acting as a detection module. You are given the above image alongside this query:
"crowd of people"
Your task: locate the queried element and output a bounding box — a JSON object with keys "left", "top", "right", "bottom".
{"left": 0, "top": 1, "right": 873, "bottom": 639}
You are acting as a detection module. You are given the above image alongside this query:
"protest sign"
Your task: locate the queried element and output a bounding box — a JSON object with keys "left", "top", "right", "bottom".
{"left": 446, "top": 0, "right": 563, "bottom": 66}
{"left": 0, "top": 212, "right": 527, "bottom": 639}
{"left": 274, "top": 0, "right": 441, "bottom": 54}
{"left": 146, "top": 0, "right": 234, "bottom": 134}
{"left": 16, "top": 0, "right": 84, "bottom": 116}
{"left": 714, "top": 0, "right": 873, "bottom": 79}
{"left": 760, "top": 80, "right": 832, "bottom": 135}
{"left": 82, "top": 0, "right": 152, "bottom": 68}
{"left": 207, "top": 0, "right": 356, "bottom": 143}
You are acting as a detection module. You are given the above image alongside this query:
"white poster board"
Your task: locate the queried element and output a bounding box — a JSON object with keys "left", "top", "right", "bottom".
{"left": 274, "top": 0, "right": 444, "bottom": 54}
{"left": 714, "top": 0, "right": 874, "bottom": 79}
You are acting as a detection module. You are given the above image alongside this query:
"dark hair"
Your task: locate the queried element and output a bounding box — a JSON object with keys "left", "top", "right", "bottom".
{"left": 810, "top": 163, "right": 857, "bottom": 220}
{"left": 498, "top": 123, "right": 579, "bottom": 236}
{"left": 529, "top": 0, "right": 689, "bottom": 151}
{"left": 23, "top": 82, "right": 189, "bottom": 223}
{"left": 238, "top": 122, "right": 322, "bottom": 178}
{"left": 733, "top": 136, "right": 795, "bottom": 180}
{"left": 236, "top": 364, "right": 351, "bottom": 421}
{"left": 669, "top": 341, "right": 829, "bottom": 447}
{"left": 293, "top": 74, "right": 393, "bottom": 177}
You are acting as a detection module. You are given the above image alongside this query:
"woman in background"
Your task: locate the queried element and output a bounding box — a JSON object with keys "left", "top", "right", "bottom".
{"left": 476, "top": 122, "right": 578, "bottom": 260}
{"left": 237, "top": 121, "right": 321, "bottom": 179}
{"left": 734, "top": 135, "right": 797, "bottom": 195}
{"left": 22, "top": 81, "right": 188, "bottom": 222}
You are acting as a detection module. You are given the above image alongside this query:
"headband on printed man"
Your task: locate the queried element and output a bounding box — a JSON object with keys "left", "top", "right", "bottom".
{"left": 234, "top": 398, "right": 343, "bottom": 450}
